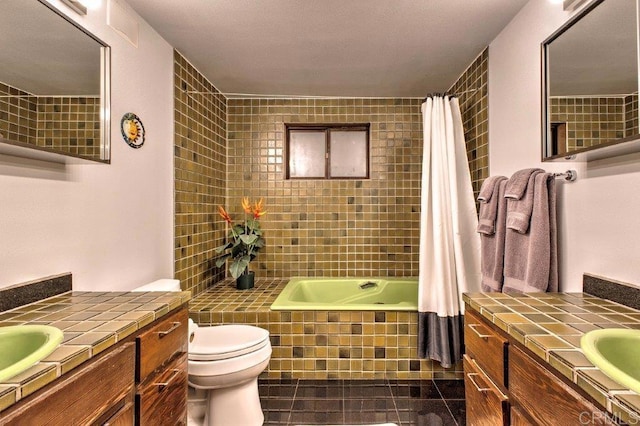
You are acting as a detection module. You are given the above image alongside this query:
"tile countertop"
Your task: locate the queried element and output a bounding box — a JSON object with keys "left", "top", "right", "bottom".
{"left": 0, "top": 290, "right": 191, "bottom": 413}
{"left": 463, "top": 292, "right": 640, "bottom": 424}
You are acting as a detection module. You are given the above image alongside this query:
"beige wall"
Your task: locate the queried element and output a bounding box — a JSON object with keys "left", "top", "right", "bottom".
{"left": 0, "top": 0, "right": 174, "bottom": 290}
{"left": 489, "top": 0, "right": 640, "bottom": 290}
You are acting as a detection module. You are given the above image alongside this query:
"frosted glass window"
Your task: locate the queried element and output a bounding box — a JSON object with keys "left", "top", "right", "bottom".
{"left": 288, "top": 131, "right": 326, "bottom": 178}
{"left": 286, "top": 124, "right": 369, "bottom": 179}
{"left": 329, "top": 131, "right": 368, "bottom": 178}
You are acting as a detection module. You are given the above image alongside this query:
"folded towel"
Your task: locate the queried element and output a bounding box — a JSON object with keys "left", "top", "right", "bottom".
{"left": 504, "top": 168, "right": 544, "bottom": 200}
{"left": 477, "top": 176, "right": 507, "bottom": 235}
{"left": 480, "top": 179, "right": 508, "bottom": 292}
{"left": 503, "top": 173, "right": 557, "bottom": 293}
{"left": 506, "top": 170, "right": 543, "bottom": 234}
{"left": 478, "top": 175, "right": 507, "bottom": 202}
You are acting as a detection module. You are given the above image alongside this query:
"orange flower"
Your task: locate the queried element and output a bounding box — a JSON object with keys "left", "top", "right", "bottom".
{"left": 252, "top": 198, "right": 267, "bottom": 219}
{"left": 241, "top": 197, "right": 252, "bottom": 214}
{"left": 218, "top": 205, "right": 232, "bottom": 224}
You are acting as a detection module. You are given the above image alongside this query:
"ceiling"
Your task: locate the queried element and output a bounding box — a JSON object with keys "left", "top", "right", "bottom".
{"left": 127, "top": 0, "right": 528, "bottom": 98}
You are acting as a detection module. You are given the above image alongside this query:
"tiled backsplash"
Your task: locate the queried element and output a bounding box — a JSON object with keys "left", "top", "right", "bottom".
{"left": 174, "top": 50, "right": 227, "bottom": 294}
{"left": 448, "top": 47, "right": 489, "bottom": 201}
{"left": 0, "top": 82, "right": 37, "bottom": 144}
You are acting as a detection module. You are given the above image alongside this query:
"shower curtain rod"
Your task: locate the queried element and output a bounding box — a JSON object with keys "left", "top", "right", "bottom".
{"left": 422, "top": 88, "right": 480, "bottom": 102}
{"left": 184, "top": 90, "right": 425, "bottom": 100}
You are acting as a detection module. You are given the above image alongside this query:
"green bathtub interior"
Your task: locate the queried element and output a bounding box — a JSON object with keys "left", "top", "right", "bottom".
{"left": 270, "top": 277, "right": 418, "bottom": 311}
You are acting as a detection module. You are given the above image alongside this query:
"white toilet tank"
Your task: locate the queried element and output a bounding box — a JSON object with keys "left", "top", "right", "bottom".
{"left": 132, "top": 279, "right": 181, "bottom": 292}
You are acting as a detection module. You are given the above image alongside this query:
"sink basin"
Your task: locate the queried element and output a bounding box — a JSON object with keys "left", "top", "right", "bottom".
{"left": 0, "top": 325, "right": 63, "bottom": 382}
{"left": 581, "top": 328, "right": 640, "bottom": 393}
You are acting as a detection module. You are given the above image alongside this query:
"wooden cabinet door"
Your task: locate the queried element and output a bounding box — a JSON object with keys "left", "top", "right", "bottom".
{"left": 509, "top": 344, "right": 611, "bottom": 426}
{"left": 463, "top": 355, "right": 509, "bottom": 426}
{"left": 0, "top": 343, "right": 135, "bottom": 426}
{"left": 511, "top": 405, "right": 537, "bottom": 426}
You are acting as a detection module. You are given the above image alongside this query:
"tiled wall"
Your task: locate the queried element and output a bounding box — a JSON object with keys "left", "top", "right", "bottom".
{"left": 0, "top": 82, "right": 100, "bottom": 158}
{"left": 625, "top": 94, "right": 639, "bottom": 137}
{"left": 448, "top": 48, "right": 489, "bottom": 200}
{"left": 174, "top": 50, "right": 227, "bottom": 295}
{"left": 0, "top": 82, "right": 37, "bottom": 144}
{"left": 550, "top": 96, "right": 626, "bottom": 151}
{"left": 35, "top": 96, "right": 100, "bottom": 158}
{"left": 227, "top": 98, "right": 423, "bottom": 278}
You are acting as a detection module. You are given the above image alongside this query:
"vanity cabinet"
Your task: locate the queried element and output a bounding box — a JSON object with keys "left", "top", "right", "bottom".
{"left": 0, "top": 343, "right": 135, "bottom": 425}
{"left": 0, "top": 304, "right": 189, "bottom": 426}
{"left": 464, "top": 305, "right": 615, "bottom": 425}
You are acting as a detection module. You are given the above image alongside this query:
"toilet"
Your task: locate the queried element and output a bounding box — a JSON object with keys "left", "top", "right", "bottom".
{"left": 133, "top": 279, "right": 272, "bottom": 426}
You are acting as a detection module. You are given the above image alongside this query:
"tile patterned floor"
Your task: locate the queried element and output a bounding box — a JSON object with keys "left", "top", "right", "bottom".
{"left": 259, "top": 379, "right": 466, "bottom": 425}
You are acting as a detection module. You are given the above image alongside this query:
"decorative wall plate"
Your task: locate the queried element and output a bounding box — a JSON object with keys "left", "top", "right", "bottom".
{"left": 120, "top": 113, "right": 145, "bottom": 148}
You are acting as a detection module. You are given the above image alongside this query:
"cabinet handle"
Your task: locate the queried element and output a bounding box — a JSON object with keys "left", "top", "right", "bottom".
{"left": 154, "top": 369, "right": 182, "bottom": 391}
{"left": 468, "top": 324, "right": 493, "bottom": 339}
{"left": 157, "top": 321, "right": 181, "bottom": 338}
{"left": 467, "top": 373, "right": 491, "bottom": 393}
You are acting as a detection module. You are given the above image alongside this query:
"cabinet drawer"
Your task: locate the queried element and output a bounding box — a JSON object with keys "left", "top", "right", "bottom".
{"left": 509, "top": 344, "right": 610, "bottom": 426}
{"left": 463, "top": 355, "right": 509, "bottom": 426}
{"left": 0, "top": 343, "right": 135, "bottom": 426}
{"left": 464, "top": 309, "right": 508, "bottom": 390}
{"left": 137, "top": 307, "right": 188, "bottom": 382}
{"left": 136, "top": 352, "right": 188, "bottom": 426}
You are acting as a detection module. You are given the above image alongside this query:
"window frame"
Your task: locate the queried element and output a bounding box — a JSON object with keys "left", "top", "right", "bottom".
{"left": 284, "top": 123, "right": 370, "bottom": 180}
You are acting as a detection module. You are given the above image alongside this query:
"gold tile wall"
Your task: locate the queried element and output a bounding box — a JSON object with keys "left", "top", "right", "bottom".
{"left": 0, "top": 82, "right": 99, "bottom": 158}
{"left": 625, "top": 94, "right": 638, "bottom": 137}
{"left": 0, "top": 82, "right": 37, "bottom": 144}
{"left": 174, "top": 50, "right": 227, "bottom": 295}
{"left": 550, "top": 96, "right": 625, "bottom": 150}
{"left": 226, "top": 98, "right": 423, "bottom": 278}
{"left": 35, "top": 96, "right": 100, "bottom": 158}
{"left": 448, "top": 48, "right": 489, "bottom": 201}
{"left": 190, "top": 279, "right": 463, "bottom": 379}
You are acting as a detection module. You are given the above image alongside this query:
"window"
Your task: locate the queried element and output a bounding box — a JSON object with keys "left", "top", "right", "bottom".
{"left": 285, "top": 124, "right": 370, "bottom": 179}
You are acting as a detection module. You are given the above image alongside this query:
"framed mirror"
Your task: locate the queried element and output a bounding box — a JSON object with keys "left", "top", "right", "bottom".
{"left": 0, "top": 0, "right": 110, "bottom": 163}
{"left": 542, "top": 0, "right": 639, "bottom": 161}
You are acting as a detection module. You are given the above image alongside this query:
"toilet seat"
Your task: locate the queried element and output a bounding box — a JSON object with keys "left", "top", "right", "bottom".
{"left": 189, "top": 324, "right": 270, "bottom": 361}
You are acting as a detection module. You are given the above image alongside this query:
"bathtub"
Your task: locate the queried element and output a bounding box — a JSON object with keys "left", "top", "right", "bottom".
{"left": 270, "top": 277, "right": 418, "bottom": 311}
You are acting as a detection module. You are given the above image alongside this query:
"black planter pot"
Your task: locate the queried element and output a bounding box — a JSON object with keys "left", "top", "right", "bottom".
{"left": 236, "top": 271, "right": 255, "bottom": 290}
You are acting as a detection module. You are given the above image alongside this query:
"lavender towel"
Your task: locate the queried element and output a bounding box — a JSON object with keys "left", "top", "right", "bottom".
{"left": 503, "top": 173, "right": 558, "bottom": 293}
{"left": 504, "top": 168, "right": 544, "bottom": 200}
{"left": 506, "top": 170, "right": 544, "bottom": 234}
{"left": 480, "top": 179, "right": 508, "bottom": 292}
{"left": 477, "top": 176, "right": 507, "bottom": 235}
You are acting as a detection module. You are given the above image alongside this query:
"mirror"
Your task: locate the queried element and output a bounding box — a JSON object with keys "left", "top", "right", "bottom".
{"left": 542, "top": 0, "right": 639, "bottom": 160}
{"left": 0, "top": 0, "right": 110, "bottom": 163}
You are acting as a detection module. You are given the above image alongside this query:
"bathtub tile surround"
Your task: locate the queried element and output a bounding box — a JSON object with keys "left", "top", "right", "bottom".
{"left": 189, "top": 279, "right": 463, "bottom": 379}
{"left": 463, "top": 291, "right": 640, "bottom": 423}
{"left": 259, "top": 378, "right": 465, "bottom": 425}
{"left": 447, "top": 47, "right": 489, "bottom": 201}
{"left": 174, "top": 50, "right": 227, "bottom": 295}
{"left": 0, "top": 273, "right": 72, "bottom": 313}
{"left": 0, "top": 290, "right": 190, "bottom": 413}
{"left": 227, "top": 97, "right": 424, "bottom": 278}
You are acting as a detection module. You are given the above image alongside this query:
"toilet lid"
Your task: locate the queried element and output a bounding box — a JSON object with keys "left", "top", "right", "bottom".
{"left": 189, "top": 324, "right": 270, "bottom": 361}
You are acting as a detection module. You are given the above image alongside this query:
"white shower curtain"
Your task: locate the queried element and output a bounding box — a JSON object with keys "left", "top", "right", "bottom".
{"left": 418, "top": 96, "right": 481, "bottom": 368}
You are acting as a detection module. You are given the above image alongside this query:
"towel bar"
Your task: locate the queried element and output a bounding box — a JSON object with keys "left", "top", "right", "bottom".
{"left": 552, "top": 170, "right": 577, "bottom": 181}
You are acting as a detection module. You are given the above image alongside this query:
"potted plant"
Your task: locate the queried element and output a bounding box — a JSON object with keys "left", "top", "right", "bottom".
{"left": 215, "top": 198, "right": 266, "bottom": 289}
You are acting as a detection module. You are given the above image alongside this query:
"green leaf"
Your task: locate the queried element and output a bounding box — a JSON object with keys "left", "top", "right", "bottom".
{"left": 239, "top": 234, "right": 258, "bottom": 245}
{"left": 229, "top": 256, "right": 251, "bottom": 279}
{"left": 215, "top": 254, "right": 230, "bottom": 267}
{"left": 215, "top": 242, "right": 232, "bottom": 253}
